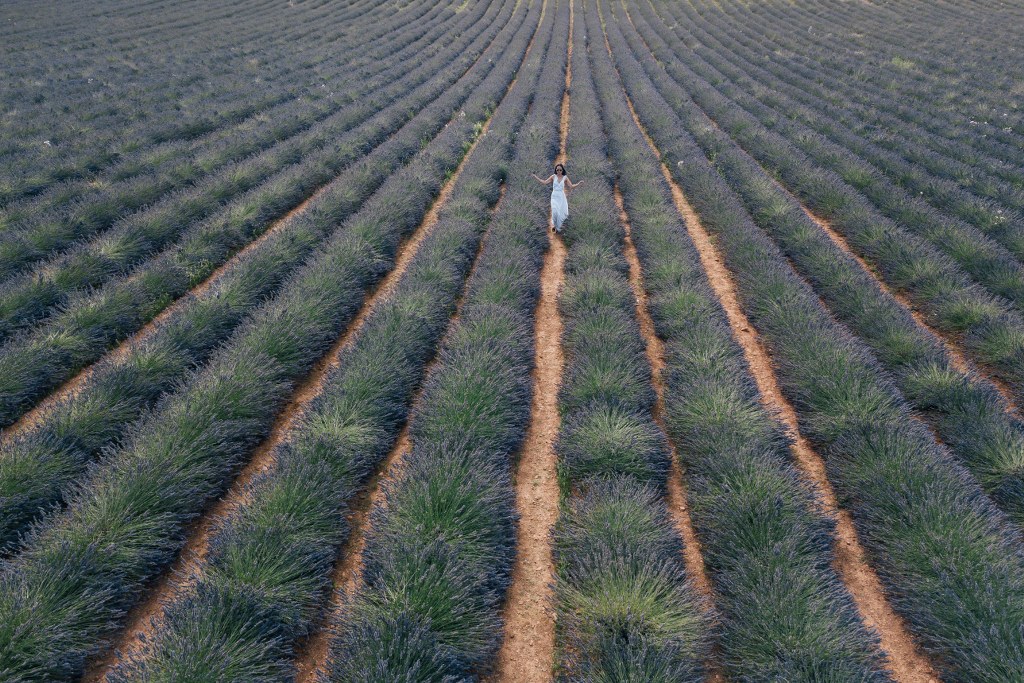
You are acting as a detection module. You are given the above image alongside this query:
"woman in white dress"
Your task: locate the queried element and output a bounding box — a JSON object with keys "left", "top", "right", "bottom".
{"left": 533, "top": 163, "right": 582, "bottom": 233}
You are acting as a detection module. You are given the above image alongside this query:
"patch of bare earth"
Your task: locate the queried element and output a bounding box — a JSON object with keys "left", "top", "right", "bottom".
{"left": 492, "top": 2, "right": 573, "bottom": 681}
{"left": 493, "top": 226, "right": 565, "bottom": 683}
{"left": 615, "top": 71, "right": 939, "bottom": 683}
{"left": 82, "top": 117, "right": 494, "bottom": 683}
{"left": 614, "top": 185, "right": 725, "bottom": 683}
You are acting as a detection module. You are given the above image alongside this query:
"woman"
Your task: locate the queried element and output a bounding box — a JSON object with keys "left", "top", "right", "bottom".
{"left": 533, "top": 163, "right": 582, "bottom": 233}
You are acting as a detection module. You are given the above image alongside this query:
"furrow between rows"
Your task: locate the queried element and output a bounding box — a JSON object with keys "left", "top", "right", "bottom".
{"left": 492, "top": 1, "right": 570, "bottom": 678}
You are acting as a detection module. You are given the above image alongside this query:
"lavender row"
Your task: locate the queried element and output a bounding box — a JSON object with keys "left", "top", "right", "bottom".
{"left": 628, "top": 1, "right": 1024, "bottom": 318}
{"left": 661, "top": 0, "right": 1024, "bottom": 185}
{"left": 646, "top": 0, "right": 1024, "bottom": 235}
{"left": 625, "top": 0, "right": 1024, "bottom": 525}
{"left": 0, "top": 0, "right": 514, "bottom": 542}
{"left": 0, "top": 0, "right": 390, "bottom": 203}
{"left": 321, "top": 6, "right": 567, "bottom": 677}
{"left": 617, "top": 0, "right": 1024, "bottom": 410}
{"left": 586, "top": 2, "right": 890, "bottom": 678}
{"left": 0, "top": 0, "right": 506, "bottom": 343}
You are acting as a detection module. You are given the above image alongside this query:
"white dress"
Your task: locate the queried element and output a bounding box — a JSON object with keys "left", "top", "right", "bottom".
{"left": 551, "top": 176, "right": 568, "bottom": 231}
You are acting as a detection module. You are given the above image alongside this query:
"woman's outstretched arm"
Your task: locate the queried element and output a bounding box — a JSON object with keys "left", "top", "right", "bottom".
{"left": 532, "top": 173, "right": 554, "bottom": 184}
{"left": 566, "top": 178, "right": 583, "bottom": 190}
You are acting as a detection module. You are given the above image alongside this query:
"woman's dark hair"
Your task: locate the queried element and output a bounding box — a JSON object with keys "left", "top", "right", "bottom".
{"left": 554, "top": 163, "right": 566, "bottom": 176}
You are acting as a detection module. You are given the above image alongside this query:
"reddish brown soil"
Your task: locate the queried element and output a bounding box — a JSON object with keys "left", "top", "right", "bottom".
{"left": 492, "top": 3, "right": 573, "bottom": 681}
{"left": 614, "top": 186, "right": 713, "bottom": 600}
{"left": 493, "top": 227, "right": 565, "bottom": 683}
{"left": 492, "top": 2, "right": 571, "bottom": 680}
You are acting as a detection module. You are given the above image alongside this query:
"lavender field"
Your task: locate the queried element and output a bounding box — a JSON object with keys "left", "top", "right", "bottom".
{"left": 1, "top": 0, "right": 1023, "bottom": 680}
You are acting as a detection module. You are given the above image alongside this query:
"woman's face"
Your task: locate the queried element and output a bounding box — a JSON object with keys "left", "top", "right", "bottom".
{"left": 555, "top": 166, "right": 563, "bottom": 176}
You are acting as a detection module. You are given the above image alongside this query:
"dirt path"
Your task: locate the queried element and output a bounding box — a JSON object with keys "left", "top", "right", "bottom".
{"left": 1, "top": 185, "right": 330, "bottom": 443}
{"left": 82, "top": 112, "right": 497, "bottom": 683}
{"left": 557, "top": 0, "right": 572, "bottom": 163}
{"left": 614, "top": 185, "right": 725, "bottom": 683}
{"left": 613, "top": 65, "right": 939, "bottom": 682}
{"left": 493, "top": 4, "right": 572, "bottom": 680}
{"left": 492, "top": 225, "right": 565, "bottom": 683}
